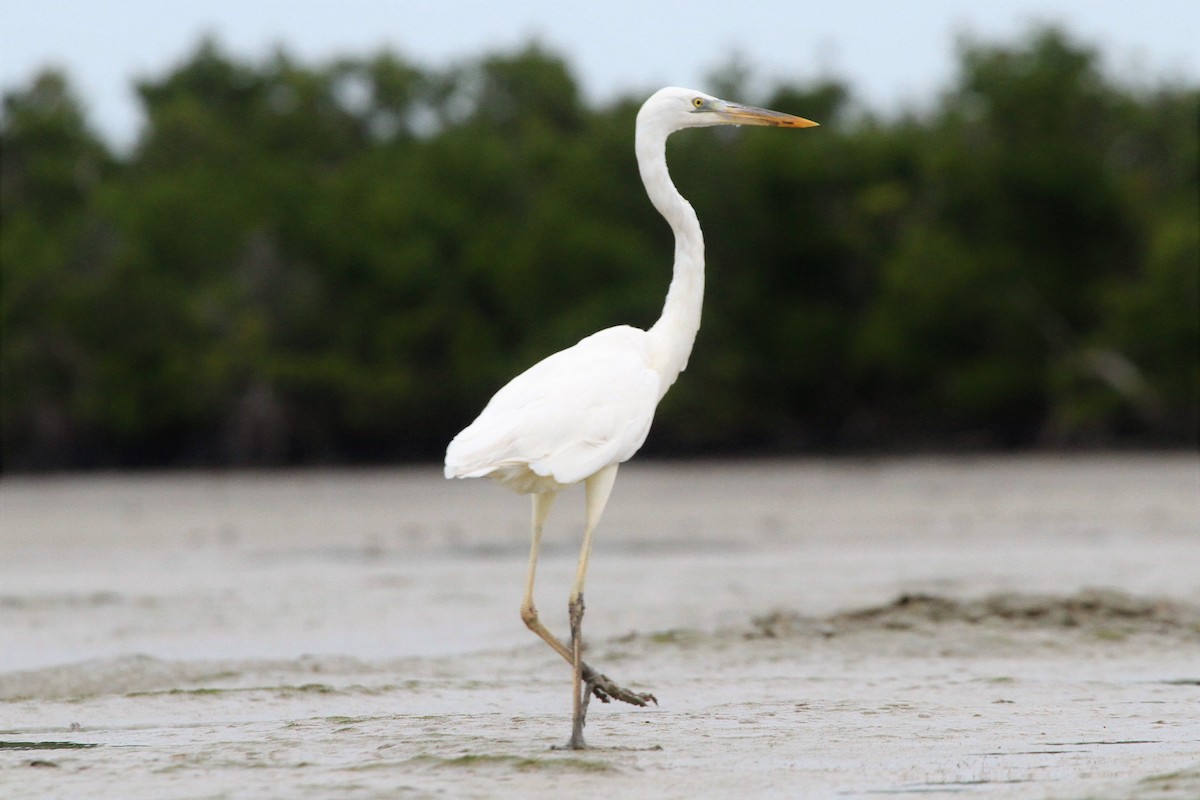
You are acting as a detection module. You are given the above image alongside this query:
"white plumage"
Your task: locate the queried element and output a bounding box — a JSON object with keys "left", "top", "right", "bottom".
{"left": 443, "top": 86, "right": 817, "bottom": 749}
{"left": 445, "top": 325, "right": 660, "bottom": 493}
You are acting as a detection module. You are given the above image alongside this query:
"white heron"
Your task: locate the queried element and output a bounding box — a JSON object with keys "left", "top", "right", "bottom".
{"left": 445, "top": 86, "right": 817, "bottom": 749}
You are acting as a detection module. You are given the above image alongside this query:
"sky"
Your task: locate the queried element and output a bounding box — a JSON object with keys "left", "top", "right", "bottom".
{"left": 2, "top": 0, "right": 1198, "bottom": 150}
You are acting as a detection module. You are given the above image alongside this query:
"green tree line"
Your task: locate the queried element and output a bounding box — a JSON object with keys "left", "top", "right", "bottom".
{"left": 1, "top": 28, "right": 1196, "bottom": 469}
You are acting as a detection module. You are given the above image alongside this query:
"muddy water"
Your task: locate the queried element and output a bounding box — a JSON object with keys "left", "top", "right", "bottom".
{"left": 1, "top": 455, "right": 1198, "bottom": 798}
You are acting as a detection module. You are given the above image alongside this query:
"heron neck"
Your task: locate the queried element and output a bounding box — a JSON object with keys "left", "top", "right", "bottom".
{"left": 638, "top": 126, "right": 704, "bottom": 393}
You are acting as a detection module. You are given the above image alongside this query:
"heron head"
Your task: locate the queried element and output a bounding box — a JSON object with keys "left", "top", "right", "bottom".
{"left": 641, "top": 86, "right": 819, "bottom": 132}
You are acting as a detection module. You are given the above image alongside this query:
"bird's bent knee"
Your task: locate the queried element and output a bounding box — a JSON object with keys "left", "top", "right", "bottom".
{"left": 520, "top": 603, "right": 539, "bottom": 629}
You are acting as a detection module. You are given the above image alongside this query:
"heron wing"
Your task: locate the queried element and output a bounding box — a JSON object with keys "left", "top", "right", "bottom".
{"left": 445, "top": 326, "right": 661, "bottom": 488}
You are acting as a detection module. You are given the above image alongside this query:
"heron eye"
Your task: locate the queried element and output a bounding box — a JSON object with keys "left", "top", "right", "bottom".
{"left": 692, "top": 97, "right": 704, "bottom": 109}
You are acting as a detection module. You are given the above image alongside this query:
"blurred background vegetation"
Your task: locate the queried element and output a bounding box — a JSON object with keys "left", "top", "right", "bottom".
{"left": 1, "top": 26, "right": 1196, "bottom": 471}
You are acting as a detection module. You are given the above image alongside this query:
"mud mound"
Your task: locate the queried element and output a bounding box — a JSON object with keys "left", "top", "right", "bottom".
{"left": 750, "top": 588, "right": 1200, "bottom": 639}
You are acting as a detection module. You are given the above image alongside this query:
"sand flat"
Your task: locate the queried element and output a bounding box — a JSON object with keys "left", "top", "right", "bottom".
{"left": 1, "top": 455, "right": 1198, "bottom": 798}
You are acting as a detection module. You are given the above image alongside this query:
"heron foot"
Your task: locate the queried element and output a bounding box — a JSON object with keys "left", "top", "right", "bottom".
{"left": 580, "top": 664, "right": 657, "bottom": 708}
{"left": 558, "top": 674, "right": 657, "bottom": 750}
{"left": 561, "top": 673, "right": 617, "bottom": 750}
{"left": 565, "top": 678, "right": 592, "bottom": 749}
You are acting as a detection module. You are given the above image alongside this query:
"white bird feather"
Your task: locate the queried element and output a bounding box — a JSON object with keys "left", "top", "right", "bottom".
{"left": 444, "top": 325, "right": 661, "bottom": 492}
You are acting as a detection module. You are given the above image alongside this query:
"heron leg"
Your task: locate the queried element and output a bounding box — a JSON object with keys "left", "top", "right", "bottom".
{"left": 565, "top": 463, "right": 619, "bottom": 749}
{"left": 520, "top": 491, "right": 574, "bottom": 662}
{"left": 519, "top": 478, "right": 656, "bottom": 749}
